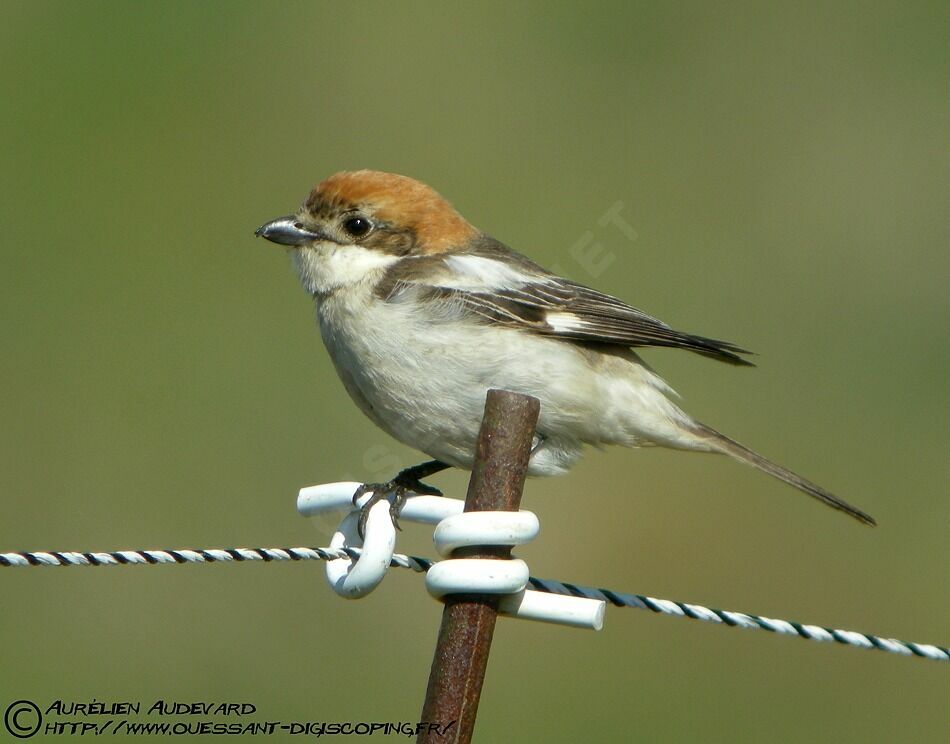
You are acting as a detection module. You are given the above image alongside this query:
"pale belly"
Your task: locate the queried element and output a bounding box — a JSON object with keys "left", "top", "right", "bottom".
{"left": 315, "top": 292, "right": 698, "bottom": 475}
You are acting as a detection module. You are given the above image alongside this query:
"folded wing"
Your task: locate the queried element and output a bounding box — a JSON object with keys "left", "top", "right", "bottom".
{"left": 377, "top": 240, "right": 754, "bottom": 366}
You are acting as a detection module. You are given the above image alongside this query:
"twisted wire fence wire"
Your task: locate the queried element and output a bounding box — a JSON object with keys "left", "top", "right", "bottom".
{"left": 2, "top": 545, "right": 946, "bottom": 662}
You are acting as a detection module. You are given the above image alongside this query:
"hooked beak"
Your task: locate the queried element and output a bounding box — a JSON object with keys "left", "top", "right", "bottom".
{"left": 255, "top": 215, "right": 324, "bottom": 246}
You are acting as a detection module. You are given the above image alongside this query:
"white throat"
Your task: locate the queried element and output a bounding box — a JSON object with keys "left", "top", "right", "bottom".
{"left": 292, "top": 242, "right": 400, "bottom": 296}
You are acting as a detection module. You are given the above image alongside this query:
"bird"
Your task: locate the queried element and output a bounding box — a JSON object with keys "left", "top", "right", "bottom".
{"left": 256, "top": 170, "right": 875, "bottom": 530}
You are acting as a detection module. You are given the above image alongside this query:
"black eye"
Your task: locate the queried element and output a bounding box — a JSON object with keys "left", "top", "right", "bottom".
{"left": 342, "top": 215, "right": 372, "bottom": 238}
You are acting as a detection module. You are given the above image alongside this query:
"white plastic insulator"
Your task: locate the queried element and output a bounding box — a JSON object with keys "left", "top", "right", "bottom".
{"left": 324, "top": 502, "right": 395, "bottom": 599}
{"left": 297, "top": 481, "right": 606, "bottom": 629}
{"left": 296, "top": 482, "right": 363, "bottom": 516}
{"left": 432, "top": 511, "right": 540, "bottom": 557}
{"left": 426, "top": 558, "right": 530, "bottom": 597}
{"left": 498, "top": 590, "right": 606, "bottom": 631}
{"left": 298, "top": 482, "right": 464, "bottom": 600}
{"left": 297, "top": 482, "right": 464, "bottom": 524}
{"left": 424, "top": 510, "right": 606, "bottom": 630}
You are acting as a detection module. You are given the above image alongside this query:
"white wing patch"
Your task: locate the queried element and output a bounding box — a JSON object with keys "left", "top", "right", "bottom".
{"left": 545, "top": 311, "right": 586, "bottom": 333}
{"left": 441, "top": 254, "right": 544, "bottom": 291}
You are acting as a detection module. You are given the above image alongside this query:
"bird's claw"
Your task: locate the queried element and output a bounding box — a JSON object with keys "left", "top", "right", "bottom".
{"left": 352, "top": 477, "right": 442, "bottom": 539}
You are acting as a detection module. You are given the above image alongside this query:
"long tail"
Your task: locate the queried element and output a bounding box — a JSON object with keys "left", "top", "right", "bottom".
{"left": 691, "top": 423, "right": 876, "bottom": 526}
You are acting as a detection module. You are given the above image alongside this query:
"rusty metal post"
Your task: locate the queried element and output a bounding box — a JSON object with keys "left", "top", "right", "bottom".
{"left": 418, "top": 389, "right": 540, "bottom": 744}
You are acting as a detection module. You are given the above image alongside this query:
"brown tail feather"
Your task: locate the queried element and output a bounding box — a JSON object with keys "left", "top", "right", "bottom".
{"left": 693, "top": 423, "right": 876, "bottom": 526}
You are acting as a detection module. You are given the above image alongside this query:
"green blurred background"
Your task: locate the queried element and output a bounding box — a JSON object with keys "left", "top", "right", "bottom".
{"left": 1, "top": 2, "right": 947, "bottom": 741}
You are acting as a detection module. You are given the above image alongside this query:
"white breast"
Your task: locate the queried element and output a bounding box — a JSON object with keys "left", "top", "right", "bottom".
{"left": 303, "top": 251, "right": 701, "bottom": 476}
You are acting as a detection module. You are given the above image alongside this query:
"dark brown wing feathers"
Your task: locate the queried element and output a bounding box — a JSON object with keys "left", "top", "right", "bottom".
{"left": 377, "top": 238, "right": 755, "bottom": 366}
{"left": 444, "top": 279, "right": 755, "bottom": 366}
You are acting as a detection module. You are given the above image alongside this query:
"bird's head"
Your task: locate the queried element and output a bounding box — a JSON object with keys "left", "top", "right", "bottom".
{"left": 256, "top": 170, "right": 478, "bottom": 295}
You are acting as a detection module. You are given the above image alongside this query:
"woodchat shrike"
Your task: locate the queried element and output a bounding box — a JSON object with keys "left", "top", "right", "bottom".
{"left": 257, "top": 170, "right": 875, "bottom": 528}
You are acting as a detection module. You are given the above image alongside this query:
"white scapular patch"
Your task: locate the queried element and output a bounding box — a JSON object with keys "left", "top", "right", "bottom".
{"left": 545, "top": 311, "right": 585, "bottom": 333}
{"left": 441, "top": 254, "right": 543, "bottom": 290}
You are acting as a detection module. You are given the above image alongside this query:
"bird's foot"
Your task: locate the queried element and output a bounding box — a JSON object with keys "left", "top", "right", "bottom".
{"left": 352, "top": 461, "right": 447, "bottom": 539}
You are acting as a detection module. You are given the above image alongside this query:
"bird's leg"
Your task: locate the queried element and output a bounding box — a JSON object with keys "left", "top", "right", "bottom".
{"left": 352, "top": 460, "right": 450, "bottom": 538}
